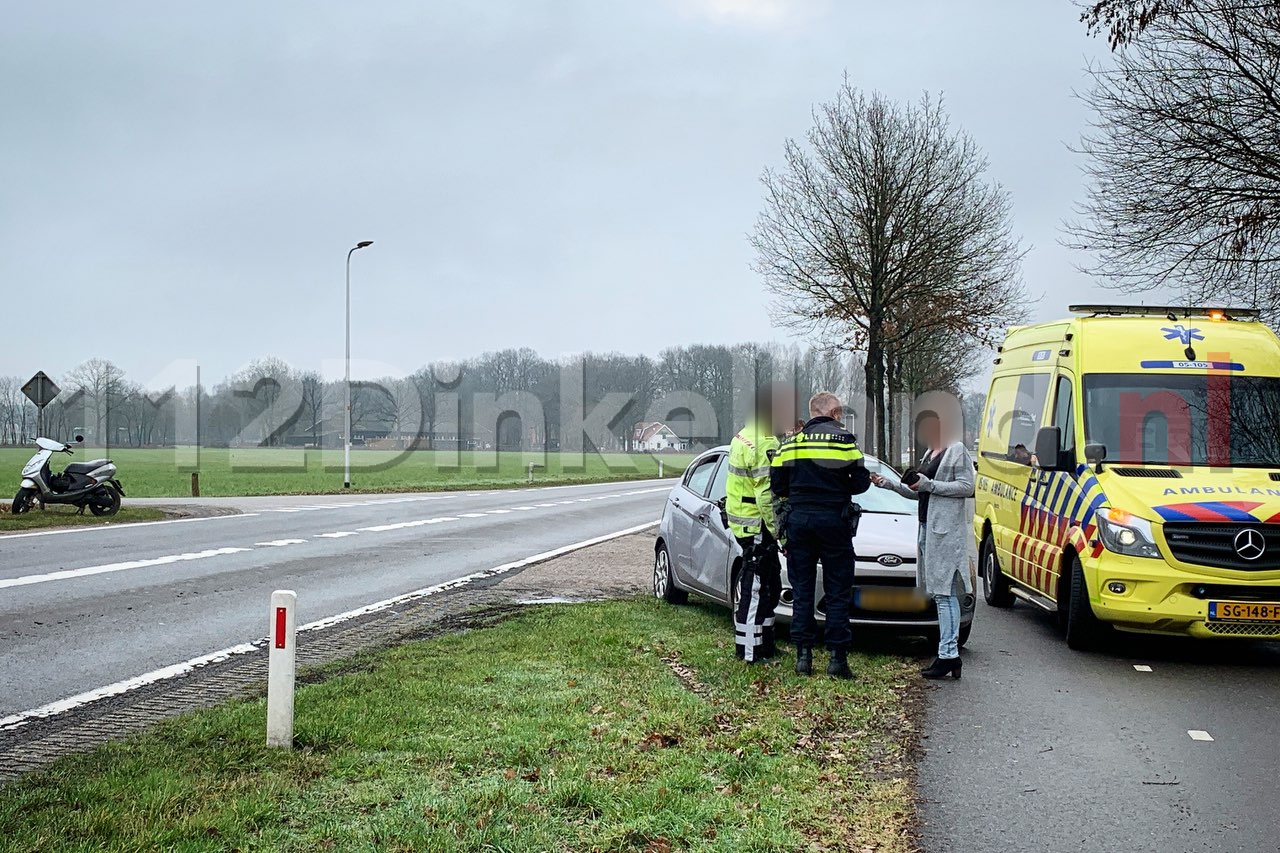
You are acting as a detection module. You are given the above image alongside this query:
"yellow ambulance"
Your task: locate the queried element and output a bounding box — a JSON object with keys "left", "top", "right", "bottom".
{"left": 975, "top": 305, "right": 1280, "bottom": 649}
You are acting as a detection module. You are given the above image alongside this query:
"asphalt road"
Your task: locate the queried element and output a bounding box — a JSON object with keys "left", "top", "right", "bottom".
{"left": 0, "top": 480, "right": 668, "bottom": 718}
{"left": 918, "top": 597, "right": 1280, "bottom": 853}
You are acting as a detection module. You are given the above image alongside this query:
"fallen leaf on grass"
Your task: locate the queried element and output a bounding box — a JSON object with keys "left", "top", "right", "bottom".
{"left": 639, "top": 732, "right": 680, "bottom": 751}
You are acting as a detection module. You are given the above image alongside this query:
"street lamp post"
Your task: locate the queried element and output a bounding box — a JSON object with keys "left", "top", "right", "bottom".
{"left": 345, "top": 240, "right": 374, "bottom": 489}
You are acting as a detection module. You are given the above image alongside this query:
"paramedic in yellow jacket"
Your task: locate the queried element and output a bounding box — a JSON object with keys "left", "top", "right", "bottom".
{"left": 727, "top": 382, "right": 795, "bottom": 663}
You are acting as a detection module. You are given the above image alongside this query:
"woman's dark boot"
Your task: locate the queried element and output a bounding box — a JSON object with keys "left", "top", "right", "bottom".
{"left": 827, "top": 649, "right": 854, "bottom": 680}
{"left": 795, "top": 646, "right": 813, "bottom": 676}
{"left": 921, "top": 657, "right": 962, "bottom": 680}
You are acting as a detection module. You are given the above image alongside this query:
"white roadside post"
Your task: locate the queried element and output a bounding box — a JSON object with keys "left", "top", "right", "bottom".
{"left": 267, "top": 589, "right": 297, "bottom": 748}
{"left": 658, "top": 460, "right": 664, "bottom": 478}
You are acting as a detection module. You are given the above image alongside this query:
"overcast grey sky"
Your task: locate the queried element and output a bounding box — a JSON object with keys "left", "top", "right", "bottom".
{"left": 2, "top": 0, "right": 1129, "bottom": 386}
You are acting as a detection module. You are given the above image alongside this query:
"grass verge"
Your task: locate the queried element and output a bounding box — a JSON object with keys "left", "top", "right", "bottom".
{"left": 0, "top": 599, "right": 920, "bottom": 852}
{"left": 0, "top": 505, "right": 169, "bottom": 532}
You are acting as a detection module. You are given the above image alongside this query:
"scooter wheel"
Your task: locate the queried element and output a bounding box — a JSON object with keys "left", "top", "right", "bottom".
{"left": 11, "top": 488, "right": 37, "bottom": 515}
{"left": 88, "top": 486, "right": 122, "bottom": 517}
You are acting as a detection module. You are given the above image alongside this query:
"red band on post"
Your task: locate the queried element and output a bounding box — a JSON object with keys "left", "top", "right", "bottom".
{"left": 274, "top": 607, "right": 287, "bottom": 649}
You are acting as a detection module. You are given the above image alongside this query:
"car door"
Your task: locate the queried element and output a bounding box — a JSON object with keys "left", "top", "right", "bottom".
{"left": 671, "top": 453, "right": 721, "bottom": 587}
{"left": 686, "top": 454, "right": 737, "bottom": 599}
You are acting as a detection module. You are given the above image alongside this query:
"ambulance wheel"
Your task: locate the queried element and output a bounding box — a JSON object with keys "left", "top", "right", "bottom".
{"left": 981, "top": 534, "right": 1014, "bottom": 608}
{"left": 653, "top": 543, "right": 687, "bottom": 605}
{"left": 1065, "top": 555, "right": 1108, "bottom": 651}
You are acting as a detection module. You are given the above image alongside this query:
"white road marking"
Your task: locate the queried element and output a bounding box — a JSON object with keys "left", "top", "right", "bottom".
{"left": 0, "top": 547, "right": 253, "bottom": 591}
{"left": 1133, "top": 665, "right": 1153, "bottom": 672}
{"left": 0, "top": 520, "right": 660, "bottom": 733}
{"left": 316, "top": 532, "right": 358, "bottom": 539}
{"left": 0, "top": 512, "right": 262, "bottom": 540}
{"left": 459, "top": 513, "right": 486, "bottom": 518}
{"left": 1188, "top": 730, "right": 1215, "bottom": 742}
{"left": 513, "top": 506, "right": 536, "bottom": 511}
{"left": 255, "top": 539, "right": 307, "bottom": 547}
{"left": 487, "top": 509, "right": 511, "bottom": 514}
{"left": 0, "top": 641, "right": 261, "bottom": 732}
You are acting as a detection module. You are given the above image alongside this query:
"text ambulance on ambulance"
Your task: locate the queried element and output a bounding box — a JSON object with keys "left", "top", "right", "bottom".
{"left": 975, "top": 304, "right": 1280, "bottom": 650}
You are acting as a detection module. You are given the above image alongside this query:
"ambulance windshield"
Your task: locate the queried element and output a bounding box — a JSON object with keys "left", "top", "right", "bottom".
{"left": 1082, "top": 373, "right": 1280, "bottom": 467}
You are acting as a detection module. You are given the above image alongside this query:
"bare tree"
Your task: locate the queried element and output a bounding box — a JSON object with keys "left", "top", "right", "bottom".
{"left": 752, "top": 80, "right": 1027, "bottom": 455}
{"left": 65, "top": 358, "right": 126, "bottom": 444}
{"left": 1068, "top": 2, "right": 1280, "bottom": 313}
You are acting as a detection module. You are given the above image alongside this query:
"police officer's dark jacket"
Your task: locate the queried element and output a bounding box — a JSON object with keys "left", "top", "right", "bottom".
{"left": 770, "top": 416, "right": 871, "bottom": 509}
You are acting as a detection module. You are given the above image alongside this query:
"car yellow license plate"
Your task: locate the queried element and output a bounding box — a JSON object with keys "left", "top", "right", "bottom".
{"left": 856, "top": 587, "right": 928, "bottom": 613}
{"left": 1208, "top": 601, "right": 1280, "bottom": 622}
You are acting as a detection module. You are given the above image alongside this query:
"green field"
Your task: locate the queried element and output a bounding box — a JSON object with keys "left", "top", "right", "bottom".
{"left": 0, "top": 600, "right": 919, "bottom": 853}
{"left": 0, "top": 448, "right": 692, "bottom": 499}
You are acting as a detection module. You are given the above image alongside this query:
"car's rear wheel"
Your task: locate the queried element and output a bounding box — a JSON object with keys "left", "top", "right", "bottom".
{"left": 653, "top": 543, "right": 688, "bottom": 605}
{"left": 1064, "top": 554, "right": 1108, "bottom": 651}
{"left": 981, "top": 533, "right": 1014, "bottom": 608}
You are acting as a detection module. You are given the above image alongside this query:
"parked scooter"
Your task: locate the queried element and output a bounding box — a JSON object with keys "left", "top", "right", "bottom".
{"left": 11, "top": 436, "right": 125, "bottom": 516}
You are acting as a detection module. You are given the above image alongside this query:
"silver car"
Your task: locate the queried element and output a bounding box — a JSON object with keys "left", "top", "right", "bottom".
{"left": 653, "top": 446, "right": 975, "bottom": 645}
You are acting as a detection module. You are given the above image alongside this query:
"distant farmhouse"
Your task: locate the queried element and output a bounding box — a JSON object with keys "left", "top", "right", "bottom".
{"left": 632, "top": 421, "right": 687, "bottom": 452}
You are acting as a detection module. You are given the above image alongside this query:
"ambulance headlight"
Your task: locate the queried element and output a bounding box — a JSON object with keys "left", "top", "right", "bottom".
{"left": 1095, "top": 508, "right": 1161, "bottom": 559}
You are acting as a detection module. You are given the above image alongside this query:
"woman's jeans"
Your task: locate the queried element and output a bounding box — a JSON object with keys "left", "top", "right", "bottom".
{"left": 934, "top": 594, "right": 961, "bottom": 659}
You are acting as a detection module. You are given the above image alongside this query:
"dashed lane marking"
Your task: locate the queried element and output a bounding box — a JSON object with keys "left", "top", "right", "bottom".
{"left": 1134, "top": 665, "right": 1153, "bottom": 672}
{"left": 0, "top": 548, "right": 254, "bottom": 591}
{"left": 315, "top": 532, "right": 359, "bottom": 539}
{"left": 255, "top": 539, "right": 307, "bottom": 547}
{"left": 0, "top": 513, "right": 262, "bottom": 540}
{"left": 1188, "top": 730, "right": 1214, "bottom": 742}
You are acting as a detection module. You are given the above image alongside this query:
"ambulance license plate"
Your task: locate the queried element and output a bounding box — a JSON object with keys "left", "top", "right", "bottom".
{"left": 856, "top": 587, "right": 928, "bottom": 613}
{"left": 1207, "top": 601, "right": 1280, "bottom": 622}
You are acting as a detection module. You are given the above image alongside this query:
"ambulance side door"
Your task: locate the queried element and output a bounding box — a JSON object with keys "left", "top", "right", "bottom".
{"left": 982, "top": 372, "right": 1053, "bottom": 585}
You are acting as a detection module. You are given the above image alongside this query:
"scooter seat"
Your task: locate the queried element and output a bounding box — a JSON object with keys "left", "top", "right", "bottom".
{"left": 65, "top": 460, "right": 110, "bottom": 475}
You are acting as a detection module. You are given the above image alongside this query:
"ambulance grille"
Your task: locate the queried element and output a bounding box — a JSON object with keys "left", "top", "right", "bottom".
{"left": 1163, "top": 523, "right": 1280, "bottom": 571}
{"left": 1111, "top": 467, "right": 1181, "bottom": 478}
{"left": 1205, "top": 621, "right": 1280, "bottom": 637}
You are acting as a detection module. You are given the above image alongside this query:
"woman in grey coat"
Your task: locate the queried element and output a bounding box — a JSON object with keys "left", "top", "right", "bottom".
{"left": 872, "top": 412, "right": 975, "bottom": 679}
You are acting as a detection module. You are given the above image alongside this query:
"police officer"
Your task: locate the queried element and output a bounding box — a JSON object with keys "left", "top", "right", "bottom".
{"left": 771, "top": 391, "right": 871, "bottom": 679}
{"left": 726, "top": 382, "right": 795, "bottom": 663}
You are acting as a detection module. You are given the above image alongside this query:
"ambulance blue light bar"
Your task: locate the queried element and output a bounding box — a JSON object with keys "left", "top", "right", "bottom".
{"left": 1070, "top": 304, "right": 1261, "bottom": 320}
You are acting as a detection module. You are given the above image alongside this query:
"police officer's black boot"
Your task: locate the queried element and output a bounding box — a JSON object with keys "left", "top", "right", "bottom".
{"left": 827, "top": 649, "right": 854, "bottom": 680}
{"left": 795, "top": 646, "right": 813, "bottom": 676}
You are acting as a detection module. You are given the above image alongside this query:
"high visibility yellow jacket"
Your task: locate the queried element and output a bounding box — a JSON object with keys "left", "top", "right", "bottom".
{"left": 726, "top": 420, "right": 779, "bottom": 539}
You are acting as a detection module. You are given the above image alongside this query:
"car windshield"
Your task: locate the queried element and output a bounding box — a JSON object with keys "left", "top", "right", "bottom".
{"left": 703, "top": 452, "right": 914, "bottom": 514}
{"left": 860, "top": 457, "right": 916, "bottom": 514}
{"left": 1083, "top": 373, "right": 1280, "bottom": 467}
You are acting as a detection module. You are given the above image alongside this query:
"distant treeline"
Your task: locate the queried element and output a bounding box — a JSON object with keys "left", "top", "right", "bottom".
{"left": 0, "top": 343, "right": 983, "bottom": 458}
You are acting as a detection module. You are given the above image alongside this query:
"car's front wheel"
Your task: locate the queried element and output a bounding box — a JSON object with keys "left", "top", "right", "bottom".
{"left": 653, "top": 543, "right": 688, "bottom": 605}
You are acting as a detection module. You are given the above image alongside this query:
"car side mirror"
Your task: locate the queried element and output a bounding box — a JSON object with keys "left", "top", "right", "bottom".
{"left": 1035, "top": 426, "right": 1066, "bottom": 472}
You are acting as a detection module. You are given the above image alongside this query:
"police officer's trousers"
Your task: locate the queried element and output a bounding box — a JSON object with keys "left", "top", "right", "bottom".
{"left": 785, "top": 507, "right": 856, "bottom": 651}
{"left": 734, "top": 529, "right": 781, "bottom": 662}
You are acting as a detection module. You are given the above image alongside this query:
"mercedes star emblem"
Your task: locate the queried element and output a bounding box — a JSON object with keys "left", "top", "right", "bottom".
{"left": 1233, "top": 528, "right": 1266, "bottom": 561}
